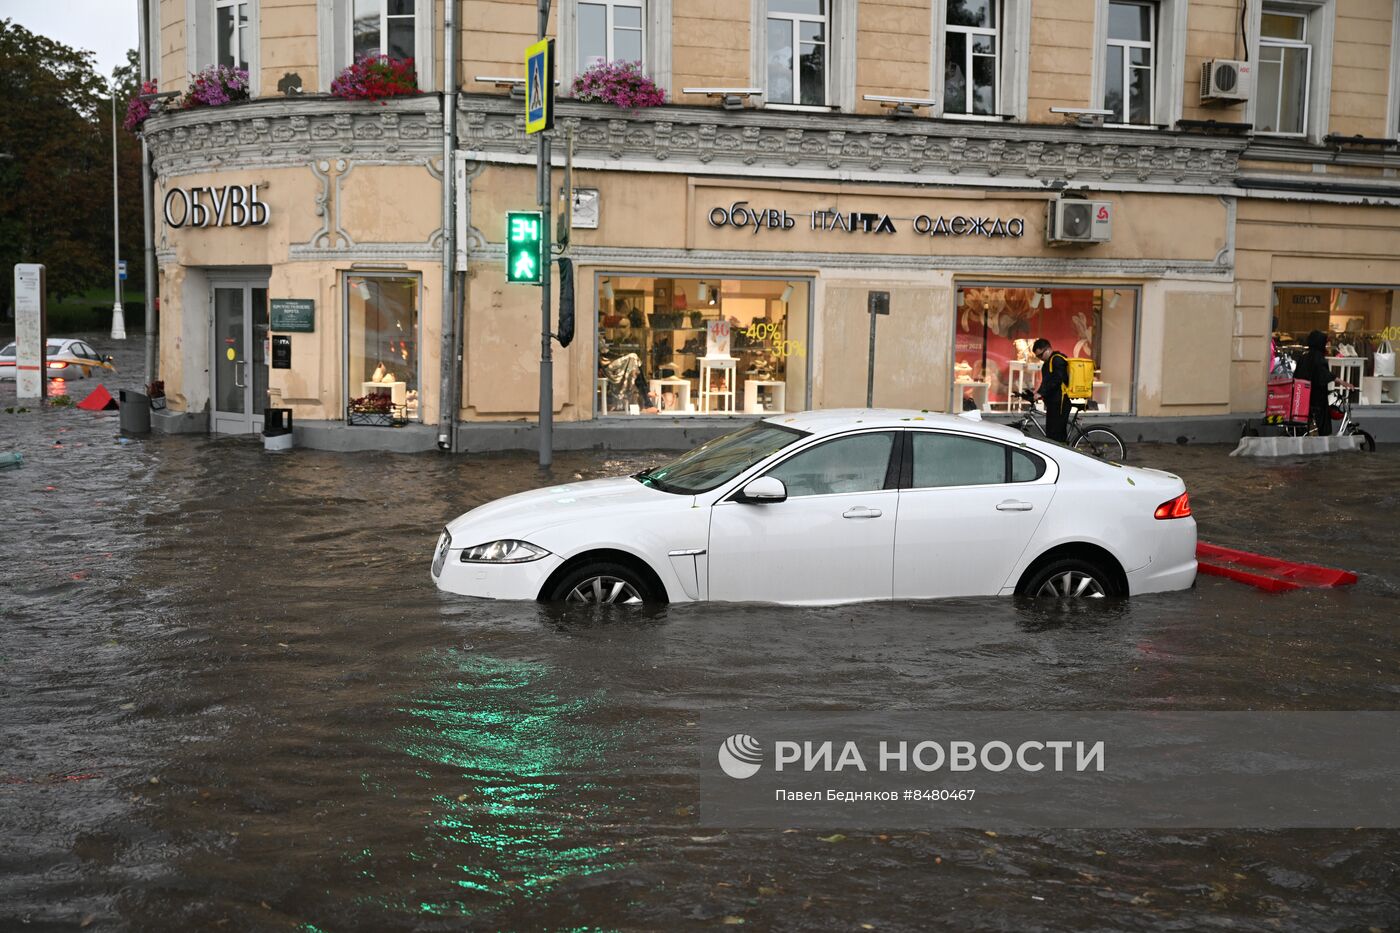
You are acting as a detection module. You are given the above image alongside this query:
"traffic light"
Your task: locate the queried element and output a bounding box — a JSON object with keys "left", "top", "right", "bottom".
{"left": 506, "top": 211, "right": 544, "bottom": 284}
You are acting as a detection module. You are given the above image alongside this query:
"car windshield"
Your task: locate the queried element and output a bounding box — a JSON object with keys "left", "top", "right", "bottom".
{"left": 46, "top": 342, "right": 63, "bottom": 354}
{"left": 1, "top": 343, "right": 14, "bottom": 356}
{"left": 634, "top": 422, "right": 807, "bottom": 494}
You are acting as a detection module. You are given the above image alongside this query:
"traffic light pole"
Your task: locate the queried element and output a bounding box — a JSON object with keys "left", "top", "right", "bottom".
{"left": 536, "top": 0, "right": 553, "bottom": 468}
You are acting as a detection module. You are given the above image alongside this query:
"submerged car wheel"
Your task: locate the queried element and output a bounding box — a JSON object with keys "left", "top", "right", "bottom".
{"left": 549, "top": 561, "right": 655, "bottom": 605}
{"left": 1022, "top": 558, "right": 1119, "bottom": 599}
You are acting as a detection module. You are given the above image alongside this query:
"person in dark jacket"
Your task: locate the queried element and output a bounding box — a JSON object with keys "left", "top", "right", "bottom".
{"left": 1292, "top": 329, "right": 1335, "bottom": 436}
{"left": 1033, "top": 337, "right": 1071, "bottom": 442}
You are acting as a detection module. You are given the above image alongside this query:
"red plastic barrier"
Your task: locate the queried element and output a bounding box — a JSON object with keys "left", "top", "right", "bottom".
{"left": 76, "top": 385, "right": 118, "bottom": 411}
{"left": 1196, "top": 542, "right": 1358, "bottom": 591}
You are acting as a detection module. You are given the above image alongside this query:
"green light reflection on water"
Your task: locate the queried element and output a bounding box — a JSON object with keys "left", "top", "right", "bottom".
{"left": 364, "top": 650, "right": 633, "bottom": 920}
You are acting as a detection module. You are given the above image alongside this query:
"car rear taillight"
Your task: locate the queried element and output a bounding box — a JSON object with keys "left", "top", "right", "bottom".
{"left": 1154, "top": 492, "right": 1191, "bottom": 520}
{"left": 47, "top": 361, "right": 68, "bottom": 369}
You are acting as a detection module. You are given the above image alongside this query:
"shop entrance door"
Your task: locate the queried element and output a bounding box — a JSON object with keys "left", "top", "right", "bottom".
{"left": 211, "top": 282, "right": 269, "bottom": 434}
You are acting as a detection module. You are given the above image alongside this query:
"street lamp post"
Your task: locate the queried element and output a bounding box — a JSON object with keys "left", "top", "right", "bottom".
{"left": 110, "top": 86, "right": 127, "bottom": 340}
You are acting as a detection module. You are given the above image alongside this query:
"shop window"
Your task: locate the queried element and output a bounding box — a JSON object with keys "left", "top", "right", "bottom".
{"left": 596, "top": 276, "right": 809, "bottom": 416}
{"left": 766, "top": 432, "right": 895, "bottom": 497}
{"left": 579, "top": 0, "right": 644, "bottom": 69}
{"left": 1104, "top": 0, "right": 1154, "bottom": 125}
{"left": 1271, "top": 286, "right": 1400, "bottom": 391}
{"left": 766, "top": 0, "right": 828, "bottom": 106}
{"left": 346, "top": 275, "right": 420, "bottom": 421}
{"left": 217, "top": 0, "right": 251, "bottom": 70}
{"left": 943, "top": 0, "right": 1000, "bottom": 116}
{"left": 953, "top": 285, "right": 1137, "bottom": 414}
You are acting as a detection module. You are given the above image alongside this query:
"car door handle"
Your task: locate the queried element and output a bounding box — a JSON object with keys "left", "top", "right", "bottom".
{"left": 843, "top": 507, "right": 882, "bottom": 519}
{"left": 996, "top": 500, "right": 1034, "bottom": 512}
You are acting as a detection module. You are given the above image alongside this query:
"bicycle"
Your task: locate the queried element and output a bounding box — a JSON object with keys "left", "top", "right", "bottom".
{"left": 1010, "top": 390, "right": 1128, "bottom": 461}
{"left": 1310, "top": 384, "right": 1376, "bottom": 451}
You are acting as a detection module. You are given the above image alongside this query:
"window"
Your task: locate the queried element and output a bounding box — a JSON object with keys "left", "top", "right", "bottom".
{"left": 352, "top": 0, "right": 415, "bottom": 60}
{"left": 189, "top": 0, "right": 259, "bottom": 93}
{"left": 579, "top": 0, "right": 644, "bottom": 68}
{"left": 953, "top": 285, "right": 1138, "bottom": 414}
{"left": 320, "top": 0, "right": 432, "bottom": 90}
{"left": 910, "top": 433, "right": 1008, "bottom": 488}
{"left": 766, "top": 0, "right": 827, "bottom": 106}
{"left": 216, "top": 0, "right": 250, "bottom": 70}
{"left": 637, "top": 422, "right": 805, "bottom": 494}
{"left": 346, "top": 275, "right": 420, "bottom": 421}
{"left": 944, "top": 0, "right": 1000, "bottom": 116}
{"left": 1257, "top": 7, "right": 1311, "bottom": 135}
{"left": 766, "top": 433, "right": 895, "bottom": 497}
{"left": 596, "top": 276, "right": 810, "bottom": 416}
{"left": 1105, "top": 1, "right": 1154, "bottom": 124}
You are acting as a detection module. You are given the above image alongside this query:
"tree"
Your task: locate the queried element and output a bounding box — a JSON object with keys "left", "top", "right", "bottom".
{"left": 0, "top": 20, "right": 141, "bottom": 313}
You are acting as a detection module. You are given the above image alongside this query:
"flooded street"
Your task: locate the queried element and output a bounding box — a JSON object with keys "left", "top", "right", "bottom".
{"left": 3, "top": 337, "right": 1399, "bottom": 931}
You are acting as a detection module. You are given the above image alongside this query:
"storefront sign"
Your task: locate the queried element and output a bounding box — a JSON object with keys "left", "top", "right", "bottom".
{"left": 270, "top": 298, "right": 315, "bottom": 332}
{"left": 271, "top": 335, "right": 292, "bottom": 369}
{"left": 1291, "top": 295, "right": 1322, "bottom": 305}
{"left": 707, "top": 201, "right": 1026, "bottom": 239}
{"left": 163, "top": 184, "right": 270, "bottom": 228}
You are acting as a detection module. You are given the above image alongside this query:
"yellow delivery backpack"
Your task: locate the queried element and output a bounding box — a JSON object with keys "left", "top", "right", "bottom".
{"left": 1066, "top": 358, "right": 1095, "bottom": 399}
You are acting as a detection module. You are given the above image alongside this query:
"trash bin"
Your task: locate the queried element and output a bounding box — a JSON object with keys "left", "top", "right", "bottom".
{"left": 118, "top": 389, "right": 151, "bottom": 434}
{"left": 263, "top": 407, "right": 294, "bottom": 451}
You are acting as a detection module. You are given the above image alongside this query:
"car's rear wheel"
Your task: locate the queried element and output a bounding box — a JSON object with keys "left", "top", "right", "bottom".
{"left": 1021, "top": 558, "right": 1120, "bottom": 598}
{"left": 547, "top": 561, "right": 656, "bottom": 604}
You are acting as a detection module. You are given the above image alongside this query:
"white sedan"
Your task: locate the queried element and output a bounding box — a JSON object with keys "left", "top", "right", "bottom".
{"left": 432, "top": 409, "right": 1197, "bottom": 604}
{"left": 0, "top": 339, "right": 115, "bottom": 380}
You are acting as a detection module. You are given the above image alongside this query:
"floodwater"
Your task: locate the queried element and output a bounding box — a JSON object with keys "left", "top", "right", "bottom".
{"left": 3, "top": 335, "right": 1399, "bottom": 932}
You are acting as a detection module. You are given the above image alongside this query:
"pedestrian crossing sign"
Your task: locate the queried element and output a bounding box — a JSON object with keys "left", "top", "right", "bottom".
{"left": 525, "top": 37, "right": 555, "bottom": 135}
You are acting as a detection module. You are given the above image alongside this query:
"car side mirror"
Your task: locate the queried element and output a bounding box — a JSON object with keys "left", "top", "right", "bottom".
{"left": 739, "top": 476, "right": 787, "bottom": 504}
{"left": 104, "top": 355, "right": 114, "bottom": 363}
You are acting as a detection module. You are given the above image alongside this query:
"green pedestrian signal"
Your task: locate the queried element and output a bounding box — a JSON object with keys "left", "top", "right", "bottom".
{"left": 506, "top": 210, "right": 544, "bottom": 284}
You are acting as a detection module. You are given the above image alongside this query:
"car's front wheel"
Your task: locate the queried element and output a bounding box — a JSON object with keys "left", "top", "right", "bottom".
{"left": 1020, "top": 558, "right": 1121, "bottom": 598}
{"left": 546, "top": 561, "right": 656, "bottom": 604}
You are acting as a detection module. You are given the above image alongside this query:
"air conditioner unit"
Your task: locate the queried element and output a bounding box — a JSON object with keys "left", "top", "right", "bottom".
{"left": 1047, "top": 198, "right": 1112, "bottom": 245}
{"left": 1201, "top": 59, "right": 1251, "bottom": 103}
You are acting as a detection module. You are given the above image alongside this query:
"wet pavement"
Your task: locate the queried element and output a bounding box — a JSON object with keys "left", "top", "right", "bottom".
{"left": 3, "top": 334, "right": 1399, "bottom": 932}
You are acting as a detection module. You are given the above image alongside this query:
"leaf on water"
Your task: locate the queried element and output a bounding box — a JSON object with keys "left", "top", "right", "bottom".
{"left": 722, "top": 917, "right": 745, "bottom": 925}
{"left": 757, "top": 886, "right": 778, "bottom": 896}
{"left": 818, "top": 834, "right": 846, "bottom": 843}
{"left": 689, "top": 834, "right": 725, "bottom": 842}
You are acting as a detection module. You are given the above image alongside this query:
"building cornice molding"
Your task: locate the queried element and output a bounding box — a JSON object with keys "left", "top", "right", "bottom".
{"left": 459, "top": 95, "right": 1247, "bottom": 192}
{"left": 144, "top": 95, "right": 443, "bottom": 176}
{"left": 479, "top": 244, "right": 1232, "bottom": 280}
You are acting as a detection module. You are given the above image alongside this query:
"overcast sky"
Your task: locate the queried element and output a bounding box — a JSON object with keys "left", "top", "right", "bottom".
{"left": 1, "top": 0, "right": 139, "bottom": 82}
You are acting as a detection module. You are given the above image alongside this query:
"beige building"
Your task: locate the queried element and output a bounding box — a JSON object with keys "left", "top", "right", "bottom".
{"left": 141, "top": 0, "right": 1400, "bottom": 449}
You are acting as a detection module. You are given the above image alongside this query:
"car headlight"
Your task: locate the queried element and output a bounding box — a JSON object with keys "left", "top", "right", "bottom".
{"left": 459, "top": 539, "right": 549, "bottom": 563}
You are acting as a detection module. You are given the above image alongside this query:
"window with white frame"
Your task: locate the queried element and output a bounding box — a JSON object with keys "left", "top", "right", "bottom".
{"left": 766, "top": 0, "right": 828, "bottom": 106}
{"left": 1257, "top": 7, "right": 1311, "bottom": 135}
{"left": 944, "top": 0, "right": 1000, "bottom": 116}
{"left": 216, "top": 0, "right": 251, "bottom": 70}
{"left": 1104, "top": 0, "right": 1155, "bottom": 124}
{"left": 579, "top": 0, "right": 645, "bottom": 68}
{"left": 188, "top": 0, "right": 259, "bottom": 92}
{"left": 352, "top": 0, "right": 415, "bottom": 61}
{"left": 318, "top": 0, "right": 433, "bottom": 91}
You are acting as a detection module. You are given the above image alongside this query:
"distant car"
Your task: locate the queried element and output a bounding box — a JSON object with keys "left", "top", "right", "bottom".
{"left": 431, "top": 409, "right": 1198, "bottom": 605}
{"left": 0, "top": 339, "right": 115, "bottom": 380}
